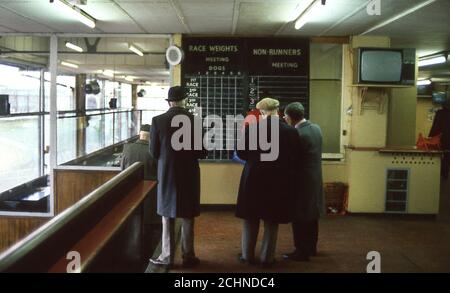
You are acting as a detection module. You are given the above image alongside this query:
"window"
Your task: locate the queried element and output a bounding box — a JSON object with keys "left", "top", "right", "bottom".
{"left": 0, "top": 116, "right": 40, "bottom": 193}
{"left": 136, "top": 85, "right": 170, "bottom": 124}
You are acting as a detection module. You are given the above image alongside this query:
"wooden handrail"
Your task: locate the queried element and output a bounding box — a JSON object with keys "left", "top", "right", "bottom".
{"left": 48, "top": 180, "right": 155, "bottom": 272}
{"left": 0, "top": 162, "right": 151, "bottom": 272}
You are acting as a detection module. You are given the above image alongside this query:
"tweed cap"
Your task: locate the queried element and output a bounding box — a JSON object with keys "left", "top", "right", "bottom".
{"left": 256, "top": 97, "right": 280, "bottom": 111}
{"left": 140, "top": 124, "right": 150, "bottom": 132}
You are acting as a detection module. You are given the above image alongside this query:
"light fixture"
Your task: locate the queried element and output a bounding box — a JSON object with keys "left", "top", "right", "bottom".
{"left": 61, "top": 61, "right": 79, "bottom": 69}
{"left": 52, "top": 0, "right": 96, "bottom": 29}
{"left": 102, "top": 70, "right": 115, "bottom": 77}
{"left": 129, "top": 44, "right": 144, "bottom": 57}
{"left": 125, "top": 76, "right": 134, "bottom": 82}
{"left": 65, "top": 41, "right": 83, "bottom": 52}
{"left": 417, "top": 79, "right": 431, "bottom": 86}
{"left": 294, "top": 0, "right": 322, "bottom": 30}
{"left": 418, "top": 54, "right": 447, "bottom": 67}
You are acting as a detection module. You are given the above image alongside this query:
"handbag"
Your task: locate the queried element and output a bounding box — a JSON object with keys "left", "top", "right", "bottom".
{"left": 416, "top": 133, "right": 442, "bottom": 151}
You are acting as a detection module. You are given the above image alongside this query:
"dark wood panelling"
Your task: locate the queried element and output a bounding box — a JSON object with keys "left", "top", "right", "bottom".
{"left": 0, "top": 168, "right": 119, "bottom": 254}
{"left": 54, "top": 169, "right": 119, "bottom": 214}
{"left": 0, "top": 217, "right": 48, "bottom": 253}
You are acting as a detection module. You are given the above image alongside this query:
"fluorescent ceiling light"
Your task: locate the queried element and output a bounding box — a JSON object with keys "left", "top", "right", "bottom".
{"left": 61, "top": 61, "right": 79, "bottom": 69}
{"left": 125, "top": 76, "right": 134, "bottom": 82}
{"left": 129, "top": 44, "right": 144, "bottom": 57}
{"left": 294, "top": 0, "right": 321, "bottom": 30}
{"left": 418, "top": 56, "right": 447, "bottom": 67}
{"left": 102, "top": 70, "right": 115, "bottom": 77}
{"left": 65, "top": 41, "right": 83, "bottom": 52}
{"left": 417, "top": 79, "right": 431, "bottom": 86}
{"left": 53, "top": 0, "right": 96, "bottom": 29}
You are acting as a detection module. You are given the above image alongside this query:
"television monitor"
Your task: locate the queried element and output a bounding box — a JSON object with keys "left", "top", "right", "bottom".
{"left": 355, "top": 48, "right": 416, "bottom": 85}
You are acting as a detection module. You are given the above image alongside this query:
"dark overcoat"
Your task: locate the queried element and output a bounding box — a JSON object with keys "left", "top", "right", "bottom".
{"left": 150, "top": 107, "right": 206, "bottom": 218}
{"left": 121, "top": 139, "right": 157, "bottom": 180}
{"left": 295, "top": 121, "right": 325, "bottom": 222}
{"left": 235, "top": 117, "right": 301, "bottom": 224}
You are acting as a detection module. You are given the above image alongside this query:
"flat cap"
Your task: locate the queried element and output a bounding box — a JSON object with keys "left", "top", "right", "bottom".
{"left": 166, "top": 86, "right": 185, "bottom": 101}
{"left": 256, "top": 97, "right": 280, "bottom": 111}
{"left": 140, "top": 124, "right": 150, "bottom": 132}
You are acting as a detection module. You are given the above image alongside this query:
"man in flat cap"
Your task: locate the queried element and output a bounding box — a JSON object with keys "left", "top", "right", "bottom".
{"left": 283, "top": 102, "right": 325, "bottom": 262}
{"left": 121, "top": 124, "right": 157, "bottom": 180}
{"left": 121, "top": 124, "right": 158, "bottom": 256}
{"left": 150, "top": 86, "right": 206, "bottom": 269}
{"left": 236, "top": 97, "right": 301, "bottom": 266}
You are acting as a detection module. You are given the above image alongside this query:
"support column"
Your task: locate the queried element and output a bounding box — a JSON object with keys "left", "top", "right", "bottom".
{"left": 49, "top": 34, "right": 57, "bottom": 216}
{"left": 75, "top": 74, "right": 87, "bottom": 157}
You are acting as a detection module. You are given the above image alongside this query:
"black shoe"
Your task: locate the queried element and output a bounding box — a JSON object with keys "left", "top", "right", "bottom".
{"left": 283, "top": 253, "right": 310, "bottom": 262}
{"left": 238, "top": 253, "right": 256, "bottom": 265}
{"left": 260, "top": 260, "right": 277, "bottom": 268}
{"left": 182, "top": 257, "right": 200, "bottom": 268}
{"left": 282, "top": 250, "right": 298, "bottom": 260}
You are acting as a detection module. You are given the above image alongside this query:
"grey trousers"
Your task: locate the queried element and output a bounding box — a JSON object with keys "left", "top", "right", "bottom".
{"left": 242, "top": 219, "right": 279, "bottom": 263}
{"left": 157, "top": 216, "right": 195, "bottom": 264}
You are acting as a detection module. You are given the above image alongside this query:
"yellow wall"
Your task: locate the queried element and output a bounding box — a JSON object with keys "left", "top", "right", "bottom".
{"left": 172, "top": 34, "right": 182, "bottom": 86}
{"left": 416, "top": 98, "right": 435, "bottom": 139}
{"left": 200, "top": 163, "right": 243, "bottom": 204}
{"left": 176, "top": 35, "right": 423, "bottom": 208}
{"left": 347, "top": 150, "right": 440, "bottom": 214}
{"left": 348, "top": 36, "right": 390, "bottom": 148}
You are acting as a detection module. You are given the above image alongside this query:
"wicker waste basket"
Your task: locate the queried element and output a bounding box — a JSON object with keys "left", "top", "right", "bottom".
{"left": 324, "top": 182, "right": 348, "bottom": 215}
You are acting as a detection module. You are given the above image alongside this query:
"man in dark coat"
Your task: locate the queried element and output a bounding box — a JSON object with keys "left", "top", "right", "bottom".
{"left": 429, "top": 98, "right": 450, "bottom": 179}
{"left": 236, "top": 97, "right": 301, "bottom": 266}
{"left": 283, "top": 102, "right": 325, "bottom": 262}
{"left": 149, "top": 86, "right": 206, "bottom": 268}
{"left": 120, "top": 124, "right": 157, "bottom": 180}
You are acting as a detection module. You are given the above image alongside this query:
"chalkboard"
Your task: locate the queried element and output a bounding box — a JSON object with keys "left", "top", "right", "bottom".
{"left": 182, "top": 37, "right": 310, "bottom": 161}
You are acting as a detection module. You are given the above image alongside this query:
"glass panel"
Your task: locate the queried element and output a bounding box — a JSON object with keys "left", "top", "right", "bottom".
{"left": 386, "top": 202, "right": 407, "bottom": 212}
{"left": 386, "top": 191, "right": 407, "bottom": 201}
{"left": 86, "top": 114, "right": 104, "bottom": 154}
{"left": 0, "top": 117, "right": 40, "bottom": 193}
{"left": 0, "top": 66, "right": 41, "bottom": 114}
{"left": 57, "top": 116, "right": 77, "bottom": 164}
{"left": 387, "top": 180, "right": 408, "bottom": 190}
{"left": 387, "top": 170, "right": 408, "bottom": 180}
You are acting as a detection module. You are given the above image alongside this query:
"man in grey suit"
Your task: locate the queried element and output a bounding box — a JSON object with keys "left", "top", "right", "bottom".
{"left": 283, "top": 102, "right": 325, "bottom": 262}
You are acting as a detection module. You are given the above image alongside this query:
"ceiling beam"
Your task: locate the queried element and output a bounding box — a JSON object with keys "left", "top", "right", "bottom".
{"left": 169, "top": 0, "right": 191, "bottom": 34}
{"left": 231, "top": 0, "right": 240, "bottom": 35}
{"left": 111, "top": 0, "right": 149, "bottom": 34}
{"left": 360, "top": 0, "right": 438, "bottom": 35}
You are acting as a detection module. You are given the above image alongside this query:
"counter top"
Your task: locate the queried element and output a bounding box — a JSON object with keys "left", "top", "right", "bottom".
{"left": 346, "top": 145, "right": 442, "bottom": 154}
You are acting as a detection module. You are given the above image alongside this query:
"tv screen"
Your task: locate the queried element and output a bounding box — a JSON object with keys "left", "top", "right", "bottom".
{"left": 361, "top": 50, "right": 402, "bottom": 83}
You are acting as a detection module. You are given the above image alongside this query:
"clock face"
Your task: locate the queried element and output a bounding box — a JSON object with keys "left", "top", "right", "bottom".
{"left": 166, "top": 45, "right": 184, "bottom": 66}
